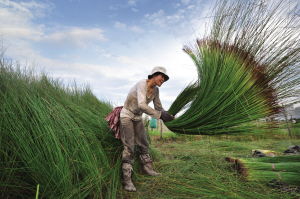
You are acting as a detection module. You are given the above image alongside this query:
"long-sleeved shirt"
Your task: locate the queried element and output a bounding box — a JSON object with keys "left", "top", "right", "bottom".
{"left": 120, "top": 79, "right": 164, "bottom": 121}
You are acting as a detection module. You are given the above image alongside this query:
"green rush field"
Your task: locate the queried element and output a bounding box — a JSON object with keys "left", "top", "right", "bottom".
{"left": 120, "top": 127, "right": 300, "bottom": 199}
{"left": 2, "top": 0, "right": 300, "bottom": 197}
{"left": 1, "top": 58, "right": 299, "bottom": 199}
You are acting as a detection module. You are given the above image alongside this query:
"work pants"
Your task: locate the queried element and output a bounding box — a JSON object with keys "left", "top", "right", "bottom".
{"left": 120, "top": 117, "right": 149, "bottom": 165}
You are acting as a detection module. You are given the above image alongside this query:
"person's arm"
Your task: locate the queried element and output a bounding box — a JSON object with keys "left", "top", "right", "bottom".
{"left": 153, "top": 87, "right": 174, "bottom": 122}
{"left": 153, "top": 88, "right": 164, "bottom": 111}
{"left": 137, "top": 83, "right": 161, "bottom": 119}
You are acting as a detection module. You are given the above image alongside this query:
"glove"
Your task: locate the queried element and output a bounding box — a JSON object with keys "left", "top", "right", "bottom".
{"left": 160, "top": 111, "right": 174, "bottom": 122}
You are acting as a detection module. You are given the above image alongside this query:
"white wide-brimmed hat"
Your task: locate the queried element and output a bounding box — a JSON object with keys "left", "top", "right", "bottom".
{"left": 147, "top": 66, "right": 169, "bottom": 81}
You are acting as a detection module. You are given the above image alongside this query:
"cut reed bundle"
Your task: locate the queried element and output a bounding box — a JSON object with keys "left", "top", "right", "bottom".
{"left": 226, "top": 155, "right": 300, "bottom": 186}
{"left": 166, "top": 0, "right": 300, "bottom": 135}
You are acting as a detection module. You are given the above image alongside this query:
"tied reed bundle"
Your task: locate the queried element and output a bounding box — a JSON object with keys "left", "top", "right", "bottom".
{"left": 226, "top": 155, "right": 300, "bottom": 186}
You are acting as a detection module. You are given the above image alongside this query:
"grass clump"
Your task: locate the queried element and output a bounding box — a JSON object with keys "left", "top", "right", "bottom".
{"left": 0, "top": 58, "right": 122, "bottom": 198}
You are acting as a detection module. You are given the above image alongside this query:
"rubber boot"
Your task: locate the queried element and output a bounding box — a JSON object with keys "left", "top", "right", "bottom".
{"left": 122, "top": 163, "right": 136, "bottom": 192}
{"left": 140, "top": 154, "right": 161, "bottom": 176}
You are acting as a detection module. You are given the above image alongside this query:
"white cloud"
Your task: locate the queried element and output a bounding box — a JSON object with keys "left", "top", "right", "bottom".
{"left": 0, "top": 0, "right": 48, "bottom": 41}
{"left": 0, "top": 26, "right": 43, "bottom": 41}
{"left": 145, "top": 9, "right": 166, "bottom": 27}
{"left": 114, "top": 21, "right": 127, "bottom": 29}
{"left": 187, "top": 4, "right": 195, "bottom": 9}
{"left": 130, "top": 25, "right": 144, "bottom": 33}
{"left": 116, "top": 55, "right": 139, "bottom": 65}
{"left": 0, "top": 0, "right": 107, "bottom": 51}
{"left": 44, "top": 27, "right": 106, "bottom": 48}
{"left": 144, "top": 8, "right": 191, "bottom": 28}
{"left": 128, "top": 0, "right": 137, "bottom": 6}
{"left": 144, "top": 0, "right": 215, "bottom": 42}
{"left": 0, "top": 0, "right": 49, "bottom": 18}
{"left": 109, "top": 5, "right": 120, "bottom": 11}
{"left": 131, "top": 7, "right": 138, "bottom": 12}
{"left": 181, "top": 0, "right": 191, "bottom": 5}
{"left": 114, "top": 21, "right": 144, "bottom": 33}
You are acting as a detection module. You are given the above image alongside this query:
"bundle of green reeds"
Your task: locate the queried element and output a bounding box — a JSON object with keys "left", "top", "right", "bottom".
{"left": 0, "top": 59, "right": 122, "bottom": 198}
{"left": 226, "top": 155, "right": 300, "bottom": 186}
{"left": 166, "top": 0, "right": 300, "bottom": 135}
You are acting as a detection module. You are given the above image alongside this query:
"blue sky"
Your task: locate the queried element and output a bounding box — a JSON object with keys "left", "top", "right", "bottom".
{"left": 2, "top": 0, "right": 298, "bottom": 110}
{"left": 0, "top": 0, "right": 216, "bottom": 109}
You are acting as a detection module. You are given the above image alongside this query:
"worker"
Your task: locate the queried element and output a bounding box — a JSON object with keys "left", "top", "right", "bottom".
{"left": 120, "top": 66, "right": 174, "bottom": 191}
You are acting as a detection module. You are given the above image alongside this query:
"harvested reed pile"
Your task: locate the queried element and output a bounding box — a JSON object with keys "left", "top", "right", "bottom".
{"left": 226, "top": 155, "right": 300, "bottom": 186}
{"left": 166, "top": 0, "right": 300, "bottom": 135}
{"left": 0, "top": 59, "right": 122, "bottom": 199}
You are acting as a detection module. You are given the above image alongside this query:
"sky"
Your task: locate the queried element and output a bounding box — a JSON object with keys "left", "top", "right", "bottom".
{"left": 0, "top": 0, "right": 299, "bottom": 110}
{"left": 0, "top": 0, "right": 216, "bottom": 109}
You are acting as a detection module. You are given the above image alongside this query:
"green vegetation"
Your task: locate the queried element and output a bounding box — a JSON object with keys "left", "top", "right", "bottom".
{"left": 1, "top": 58, "right": 299, "bottom": 199}
{"left": 166, "top": 0, "right": 300, "bottom": 134}
{"left": 148, "top": 130, "right": 176, "bottom": 138}
{"left": 125, "top": 129, "right": 300, "bottom": 199}
{"left": 226, "top": 156, "right": 300, "bottom": 186}
{"left": 0, "top": 59, "right": 122, "bottom": 199}
{"left": 1, "top": 0, "right": 300, "bottom": 197}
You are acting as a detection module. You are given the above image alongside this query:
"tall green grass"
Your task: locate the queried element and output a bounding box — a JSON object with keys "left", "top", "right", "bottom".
{"left": 0, "top": 58, "right": 122, "bottom": 198}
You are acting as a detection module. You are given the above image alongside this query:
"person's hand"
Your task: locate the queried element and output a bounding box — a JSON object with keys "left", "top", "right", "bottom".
{"left": 160, "top": 111, "right": 174, "bottom": 122}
